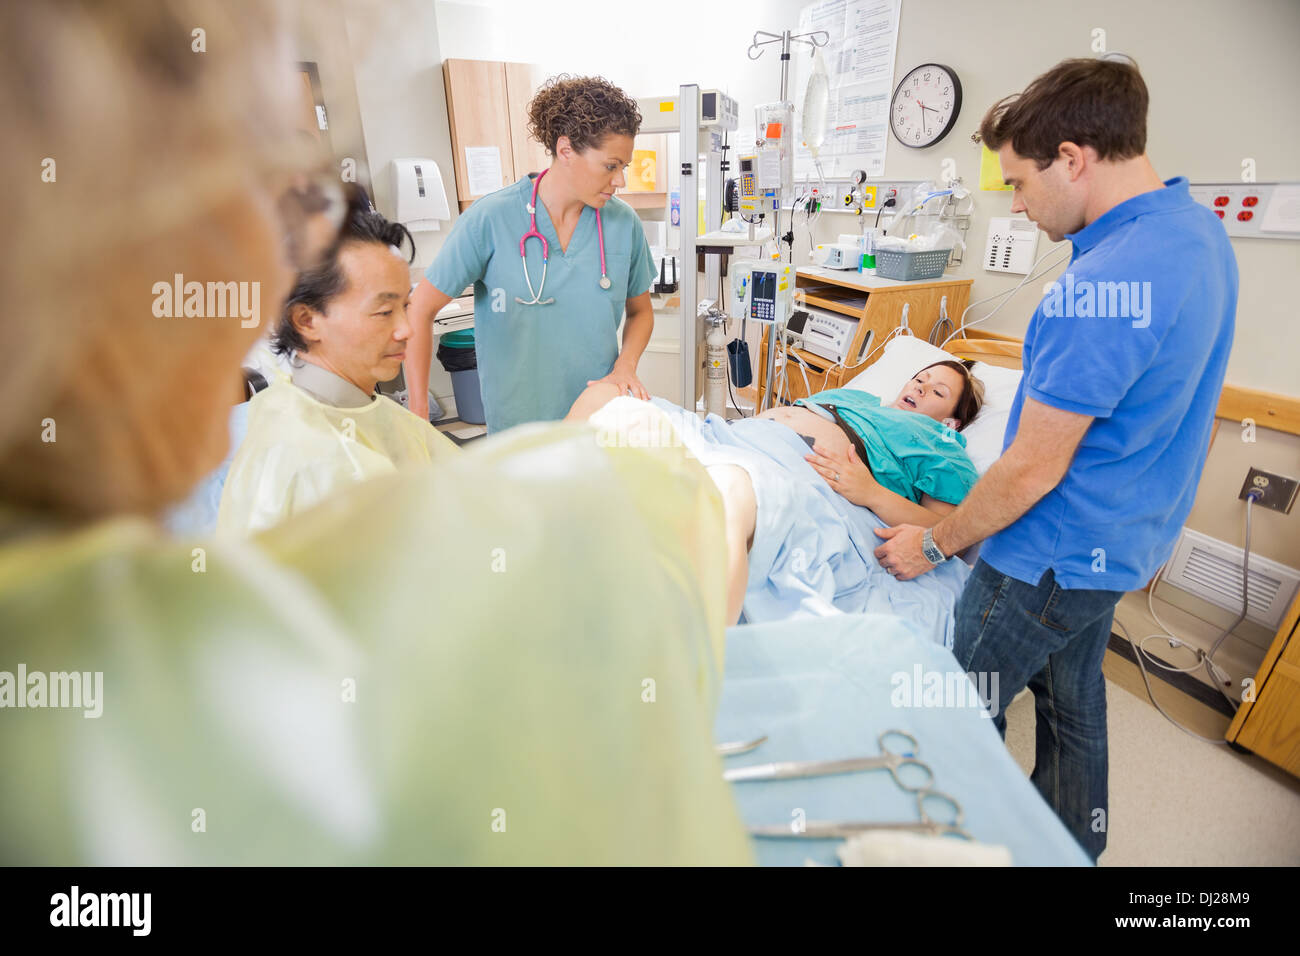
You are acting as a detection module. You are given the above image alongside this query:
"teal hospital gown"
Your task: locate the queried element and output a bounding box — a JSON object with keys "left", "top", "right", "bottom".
{"left": 796, "top": 388, "right": 978, "bottom": 504}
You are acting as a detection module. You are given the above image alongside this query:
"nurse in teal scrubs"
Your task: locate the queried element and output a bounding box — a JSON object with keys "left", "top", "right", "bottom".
{"left": 407, "top": 75, "right": 657, "bottom": 432}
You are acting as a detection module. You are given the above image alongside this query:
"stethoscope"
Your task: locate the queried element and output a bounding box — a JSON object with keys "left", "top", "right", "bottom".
{"left": 517, "top": 168, "right": 610, "bottom": 306}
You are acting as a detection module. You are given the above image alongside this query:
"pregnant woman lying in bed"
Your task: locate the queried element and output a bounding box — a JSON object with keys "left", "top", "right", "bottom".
{"left": 569, "top": 360, "right": 985, "bottom": 635}
{"left": 765, "top": 360, "right": 983, "bottom": 527}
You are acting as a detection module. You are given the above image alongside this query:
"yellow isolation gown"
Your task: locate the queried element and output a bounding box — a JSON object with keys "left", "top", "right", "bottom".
{"left": 0, "top": 403, "right": 751, "bottom": 865}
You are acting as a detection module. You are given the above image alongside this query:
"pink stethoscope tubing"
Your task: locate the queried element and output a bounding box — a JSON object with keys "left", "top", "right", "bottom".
{"left": 517, "top": 169, "right": 610, "bottom": 306}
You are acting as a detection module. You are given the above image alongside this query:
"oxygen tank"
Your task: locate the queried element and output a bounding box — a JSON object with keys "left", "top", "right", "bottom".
{"left": 704, "top": 313, "right": 728, "bottom": 417}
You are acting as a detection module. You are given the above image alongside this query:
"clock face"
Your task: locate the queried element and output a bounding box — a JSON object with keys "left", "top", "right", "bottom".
{"left": 890, "top": 63, "right": 962, "bottom": 148}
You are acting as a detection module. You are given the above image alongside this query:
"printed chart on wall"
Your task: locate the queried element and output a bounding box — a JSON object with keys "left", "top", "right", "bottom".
{"left": 794, "top": 0, "right": 901, "bottom": 181}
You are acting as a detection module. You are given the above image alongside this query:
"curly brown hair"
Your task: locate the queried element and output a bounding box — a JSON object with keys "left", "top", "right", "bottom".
{"left": 526, "top": 74, "right": 642, "bottom": 156}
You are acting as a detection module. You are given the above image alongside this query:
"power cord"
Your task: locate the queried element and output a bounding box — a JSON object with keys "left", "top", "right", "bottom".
{"left": 874, "top": 196, "right": 896, "bottom": 231}
{"left": 720, "top": 271, "right": 750, "bottom": 419}
{"left": 1115, "top": 490, "right": 1262, "bottom": 744}
{"left": 929, "top": 297, "right": 954, "bottom": 345}
{"left": 939, "top": 244, "right": 1072, "bottom": 349}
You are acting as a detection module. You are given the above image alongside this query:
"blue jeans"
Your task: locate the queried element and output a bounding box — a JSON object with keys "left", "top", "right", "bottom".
{"left": 952, "top": 559, "right": 1123, "bottom": 862}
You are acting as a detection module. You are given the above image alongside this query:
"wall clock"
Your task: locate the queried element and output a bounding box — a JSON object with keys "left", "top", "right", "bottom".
{"left": 890, "top": 63, "right": 962, "bottom": 148}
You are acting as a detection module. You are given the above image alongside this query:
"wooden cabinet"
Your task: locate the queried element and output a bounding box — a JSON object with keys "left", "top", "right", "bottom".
{"left": 757, "top": 268, "right": 974, "bottom": 406}
{"left": 443, "top": 59, "right": 549, "bottom": 210}
{"left": 503, "top": 63, "right": 550, "bottom": 180}
{"left": 1227, "top": 587, "right": 1300, "bottom": 776}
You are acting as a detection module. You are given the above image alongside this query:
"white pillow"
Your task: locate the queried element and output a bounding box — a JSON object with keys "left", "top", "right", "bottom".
{"left": 962, "top": 362, "right": 1021, "bottom": 473}
{"left": 841, "top": 335, "right": 952, "bottom": 405}
{"left": 841, "top": 335, "right": 1022, "bottom": 474}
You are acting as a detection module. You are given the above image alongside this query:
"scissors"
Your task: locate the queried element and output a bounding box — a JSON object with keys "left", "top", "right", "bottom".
{"left": 749, "top": 790, "right": 973, "bottom": 841}
{"left": 516, "top": 169, "right": 610, "bottom": 306}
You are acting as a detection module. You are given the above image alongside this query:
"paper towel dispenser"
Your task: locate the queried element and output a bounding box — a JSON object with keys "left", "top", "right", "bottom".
{"left": 392, "top": 158, "right": 450, "bottom": 232}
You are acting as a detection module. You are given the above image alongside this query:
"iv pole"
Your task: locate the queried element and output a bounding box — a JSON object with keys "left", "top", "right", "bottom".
{"left": 747, "top": 27, "right": 828, "bottom": 411}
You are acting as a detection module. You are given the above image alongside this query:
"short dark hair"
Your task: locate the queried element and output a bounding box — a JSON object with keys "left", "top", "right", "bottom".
{"left": 272, "top": 186, "right": 415, "bottom": 355}
{"left": 526, "top": 74, "right": 641, "bottom": 156}
{"left": 979, "top": 57, "right": 1148, "bottom": 170}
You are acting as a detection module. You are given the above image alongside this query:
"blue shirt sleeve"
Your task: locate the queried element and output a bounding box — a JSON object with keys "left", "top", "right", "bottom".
{"left": 627, "top": 227, "right": 656, "bottom": 299}
{"left": 425, "top": 205, "right": 490, "bottom": 298}
{"left": 1023, "top": 300, "right": 1165, "bottom": 418}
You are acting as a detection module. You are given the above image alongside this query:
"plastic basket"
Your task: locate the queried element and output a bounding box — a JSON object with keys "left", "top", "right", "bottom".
{"left": 874, "top": 247, "right": 952, "bottom": 281}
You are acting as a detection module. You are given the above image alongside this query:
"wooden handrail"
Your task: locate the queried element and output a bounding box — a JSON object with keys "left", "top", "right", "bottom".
{"left": 1216, "top": 384, "right": 1300, "bottom": 437}
{"left": 942, "top": 337, "right": 1300, "bottom": 437}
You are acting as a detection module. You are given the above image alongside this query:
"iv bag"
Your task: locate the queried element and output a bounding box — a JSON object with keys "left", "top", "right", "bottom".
{"left": 801, "top": 48, "right": 830, "bottom": 157}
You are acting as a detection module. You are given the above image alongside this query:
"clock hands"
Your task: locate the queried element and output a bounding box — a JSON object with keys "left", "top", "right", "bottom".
{"left": 917, "top": 99, "right": 935, "bottom": 136}
{"left": 892, "top": 65, "right": 960, "bottom": 148}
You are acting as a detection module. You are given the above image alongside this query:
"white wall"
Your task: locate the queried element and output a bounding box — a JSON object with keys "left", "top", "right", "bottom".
{"left": 344, "top": 0, "right": 462, "bottom": 274}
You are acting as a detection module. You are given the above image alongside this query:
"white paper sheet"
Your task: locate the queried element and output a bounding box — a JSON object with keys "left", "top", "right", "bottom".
{"left": 795, "top": 0, "right": 901, "bottom": 180}
{"left": 465, "top": 146, "right": 504, "bottom": 197}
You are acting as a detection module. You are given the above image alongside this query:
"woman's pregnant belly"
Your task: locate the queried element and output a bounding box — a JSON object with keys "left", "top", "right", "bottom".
{"left": 755, "top": 404, "right": 853, "bottom": 458}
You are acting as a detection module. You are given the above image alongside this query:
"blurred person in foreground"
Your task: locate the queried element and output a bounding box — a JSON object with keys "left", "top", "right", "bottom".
{"left": 0, "top": 0, "right": 748, "bottom": 865}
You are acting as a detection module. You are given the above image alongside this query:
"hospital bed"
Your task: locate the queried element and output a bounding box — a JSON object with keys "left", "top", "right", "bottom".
{"left": 707, "top": 333, "right": 1086, "bottom": 866}
{"left": 651, "top": 330, "right": 1027, "bottom": 643}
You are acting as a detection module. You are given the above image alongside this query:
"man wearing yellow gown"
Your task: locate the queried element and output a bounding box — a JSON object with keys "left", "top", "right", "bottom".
{"left": 218, "top": 196, "right": 457, "bottom": 535}
{"left": 0, "top": 0, "right": 749, "bottom": 866}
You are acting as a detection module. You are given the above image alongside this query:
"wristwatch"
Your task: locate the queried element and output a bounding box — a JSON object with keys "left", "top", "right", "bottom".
{"left": 921, "top": 528, "right": 948, "bottom": 565}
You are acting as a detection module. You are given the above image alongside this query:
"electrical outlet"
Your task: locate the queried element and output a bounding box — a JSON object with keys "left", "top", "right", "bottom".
{"left": 1239, "top": 467, "right": 1299, "bottom": 513}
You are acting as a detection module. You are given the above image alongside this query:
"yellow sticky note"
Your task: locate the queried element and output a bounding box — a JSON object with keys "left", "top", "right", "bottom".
{"left": 980, "top": 145, "right": 1013, "bottom": 191}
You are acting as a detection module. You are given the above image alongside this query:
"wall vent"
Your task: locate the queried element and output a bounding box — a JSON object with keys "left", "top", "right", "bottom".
{"left": 1162, "top": 528, "right": 1300, "bottom": 631}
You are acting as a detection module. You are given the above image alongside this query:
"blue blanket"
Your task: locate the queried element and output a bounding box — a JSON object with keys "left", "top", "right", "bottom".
{"left": 716, "top": 614, "right": 1092, "bottom": 866}
{"left": 651, "top": 400, "right": 970, "bottom": 645}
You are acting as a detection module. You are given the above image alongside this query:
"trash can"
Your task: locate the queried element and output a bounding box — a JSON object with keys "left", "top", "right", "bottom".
{"left": 436, "top": 329, "right": 485, "bottom": 425}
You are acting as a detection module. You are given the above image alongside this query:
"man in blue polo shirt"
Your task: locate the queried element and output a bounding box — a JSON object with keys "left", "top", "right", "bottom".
{"left": 872, "top": 57, "right": 1237, "bottom": 860}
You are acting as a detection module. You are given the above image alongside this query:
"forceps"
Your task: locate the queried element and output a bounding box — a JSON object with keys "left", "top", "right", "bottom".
{"left": 749, "top": 790, "right": 973, "bottom": 841}
{"left": 714, "top": 735, "right": 768, "bottom": 757}
{"left": 723, "top": 729, "right": 934, "bottom": 791}
{"left": 724, "top": 729, "right": 972, "bottom": 841}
